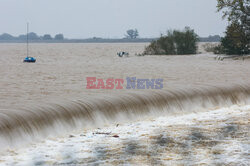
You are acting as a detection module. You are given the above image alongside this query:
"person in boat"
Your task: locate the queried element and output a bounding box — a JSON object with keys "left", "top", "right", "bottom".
{"left": 117, "top": 51, "right": 129, "bottom": 57}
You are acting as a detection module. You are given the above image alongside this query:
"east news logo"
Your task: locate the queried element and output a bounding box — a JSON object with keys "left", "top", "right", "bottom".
{"left": 86, "top": 77, "right": 163, "bottom": 89}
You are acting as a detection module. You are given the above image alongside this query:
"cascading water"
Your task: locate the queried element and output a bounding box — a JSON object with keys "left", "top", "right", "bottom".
{"left": 0, "top": 84, "right": 249, "bottom": 151}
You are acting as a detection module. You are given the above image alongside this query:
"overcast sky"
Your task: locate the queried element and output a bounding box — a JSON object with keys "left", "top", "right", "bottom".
{"left": 0, "top": 0, "right": 228, "bottom": 38}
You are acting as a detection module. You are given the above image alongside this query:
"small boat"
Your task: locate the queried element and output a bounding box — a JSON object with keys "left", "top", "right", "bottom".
{"left": 23, "top": 56, "right": 36, "bottom": 63}
{"left": 23, "top": 23, "right": 36, "bottom": 63}
{"left": 117, "top": 51, "right": 129, "bottom": 57}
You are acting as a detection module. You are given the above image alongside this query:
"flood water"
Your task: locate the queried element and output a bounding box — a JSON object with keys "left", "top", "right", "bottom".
{"left": 0, "top": 43, "right": 249, "bottom": 165}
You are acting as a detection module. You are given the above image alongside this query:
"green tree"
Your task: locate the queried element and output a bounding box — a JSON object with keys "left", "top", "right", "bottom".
{"left": 221, "top": 22, "right": 248, "bottom": 54}
{"left": 173, "top": 27, "right": 198, "bottom": 55}
{"left": 0, "top": 33, "right": 14, "bottom": 40}
{"left": 143, "top": 27, "right": 198, "bottom": 55}
{"left": 217, "top": 0, "right": 249, "bottom": 23}
{"left": 43, "top": 34, "right": 52, "bottom": 40}
{"left": 216, "top": 0, "right": 250, "bottom": 55}
{"left": 126, "top": 29, "right": 139, "bottom": 39}
{"left": 54, "top": 34, "right": 64, "bottom": 40}
{"left": 157, "top": 33, "right": 176, "bottom": 55}
{"left": 28, "top": 32, "right": 40, "bottom": 40}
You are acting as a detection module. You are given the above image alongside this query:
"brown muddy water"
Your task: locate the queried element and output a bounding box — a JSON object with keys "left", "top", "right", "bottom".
{"left": 0, "top": 43, "right": 249, "bottom": 165}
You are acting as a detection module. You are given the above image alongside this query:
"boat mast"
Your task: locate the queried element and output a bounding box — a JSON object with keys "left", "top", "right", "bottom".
{"left": 27, "top": 22, "right": 29, "bottom": 57}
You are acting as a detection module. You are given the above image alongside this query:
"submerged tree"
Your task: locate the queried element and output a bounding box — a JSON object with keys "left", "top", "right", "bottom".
{"left": 173, "top": 27, "right": 199, "bottom": 55}
{"left": 144, "top": 27, "right": 198, "bottom": 55}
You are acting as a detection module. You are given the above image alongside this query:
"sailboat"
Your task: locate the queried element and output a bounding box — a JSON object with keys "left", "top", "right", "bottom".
{"left": 23, "top": 23, "right": 36, "bottom": 63}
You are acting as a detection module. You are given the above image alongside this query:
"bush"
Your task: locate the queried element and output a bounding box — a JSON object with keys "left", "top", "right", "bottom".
{"left": 143, "top": 27, "right": 198, "bottom": 55}
{"left": 143, "top": 40, "right": 165, "bottom": 55}
{"left": 201, "top": 43, "right": 224, "bottom": 54}
{"left": 202, "top": 43, "right": 218, "bottom": 53}
{"left": 213, "top": 45, "right": 225, "bottom": 54}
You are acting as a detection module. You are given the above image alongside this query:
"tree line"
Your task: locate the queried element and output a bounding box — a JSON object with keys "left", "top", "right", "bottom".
{"left": 0, "top": 29, "right": 138, "bottom": 41}
{"left": 0, "top": 29, "right": 221, "bottom": 43}
{"left": 0, "top": 33, "right": 64, "bottom": 41}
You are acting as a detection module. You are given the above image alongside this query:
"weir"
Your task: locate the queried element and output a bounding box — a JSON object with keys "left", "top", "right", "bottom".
{"left": 0, "top": 84, "right": 250, "bottom": 150}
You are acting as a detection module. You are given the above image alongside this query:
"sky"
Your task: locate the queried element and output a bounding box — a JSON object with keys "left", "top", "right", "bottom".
{"left": 0, "top": 0, "right": 228, "bottom": 38}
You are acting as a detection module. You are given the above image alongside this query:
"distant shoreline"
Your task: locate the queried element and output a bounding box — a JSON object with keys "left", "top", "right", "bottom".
{"left": 0, "top": 38, "right": 154, "bottom": 43}
{"left": 0, "top": 37, "right": 220, "bottom": 43}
